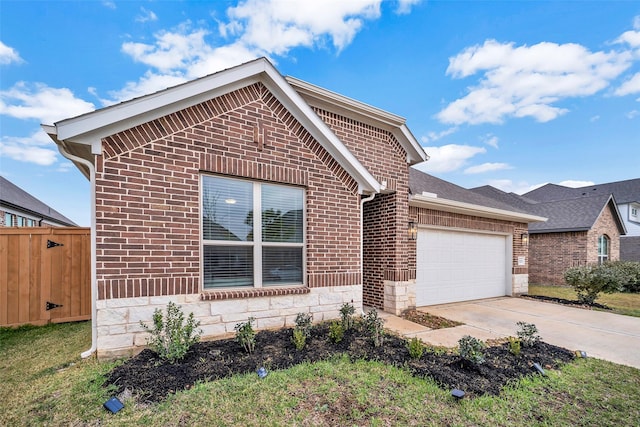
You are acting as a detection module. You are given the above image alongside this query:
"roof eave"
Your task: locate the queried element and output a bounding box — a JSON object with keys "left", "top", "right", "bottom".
{"left": 409, "top": 194, "right": 547, "bottom": 223}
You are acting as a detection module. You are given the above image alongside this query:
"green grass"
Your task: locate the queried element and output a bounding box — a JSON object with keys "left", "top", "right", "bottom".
{"left": 2, "top": 322, "right": 640, "bottom": 426}
{"left": 529, "top": 284, "right": 640, "bottom": 317}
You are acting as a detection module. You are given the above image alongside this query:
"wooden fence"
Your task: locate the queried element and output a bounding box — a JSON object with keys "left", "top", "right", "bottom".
{"left": 0, "top": 227, "right": 91, "bottom": 327}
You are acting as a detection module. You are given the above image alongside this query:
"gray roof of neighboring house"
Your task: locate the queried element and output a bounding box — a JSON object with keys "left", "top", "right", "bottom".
{"left": 524, "top": 178, "right": 640, "bottom": 204}
{"left": 409, "top": 168, "right": 531, "bottom": 214}
{"left": 0, "top": 176, "right": 77, "bottom": 226}
{"left": 470, "top": 185, "right": 540, "bottom": 212}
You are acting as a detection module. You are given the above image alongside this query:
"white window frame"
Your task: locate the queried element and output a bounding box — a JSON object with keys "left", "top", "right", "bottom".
{"left": 597, "top": 234, "right": 610, "bottom": 265}
{"left": 630, "top": 203, "right": 640, "bottom": 223}
{"left": 200, "top": 174, "right": 306, "bottom": 289}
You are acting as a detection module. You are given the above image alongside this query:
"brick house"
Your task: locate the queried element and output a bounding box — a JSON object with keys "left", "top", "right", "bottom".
{"left": 44, "top": 58, "right": 537, "bottom": 358}
{"left": 473, "top": 186, "right": 627, "bottom": 285}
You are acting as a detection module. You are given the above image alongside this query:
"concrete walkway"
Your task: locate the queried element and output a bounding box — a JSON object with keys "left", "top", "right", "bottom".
{"left": 380, "top": 297, "right": 640, "bottom": 369}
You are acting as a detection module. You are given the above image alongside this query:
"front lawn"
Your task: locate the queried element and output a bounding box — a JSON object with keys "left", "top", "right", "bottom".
{"left": 2, "top": 321, "right": 640, "bottom": 426}
{"left": 528, "top": 284, "right": 640, "bottom": 317}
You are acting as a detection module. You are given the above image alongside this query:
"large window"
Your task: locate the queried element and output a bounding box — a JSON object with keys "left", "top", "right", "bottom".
{"left": 597, "top": 234, "right": 610, "bottom": 265}
{"left": 202, "top": 175, "right": 304, "bottom": 289}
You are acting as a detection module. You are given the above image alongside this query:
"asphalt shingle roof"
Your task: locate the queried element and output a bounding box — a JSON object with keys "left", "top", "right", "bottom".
{"left": 0, "top": 176, "right": 77, "bottom": 226}
{"left": 525, "top": 194, "right": 615, "bottom": 233}
{"left": 524, "top": 178, "right": 640, "bottom": 204}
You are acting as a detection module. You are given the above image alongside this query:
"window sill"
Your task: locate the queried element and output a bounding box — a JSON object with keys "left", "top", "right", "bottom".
{"left": 200, "top": 286, "right": 310, "bottom": 301}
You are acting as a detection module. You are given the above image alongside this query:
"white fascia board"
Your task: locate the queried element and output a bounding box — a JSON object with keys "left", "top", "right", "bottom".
{"left": 286, "top": 76, "right": 428, "bottom": 165}
{"left": 410, "top": 194, "right": 548, "bottom": 223}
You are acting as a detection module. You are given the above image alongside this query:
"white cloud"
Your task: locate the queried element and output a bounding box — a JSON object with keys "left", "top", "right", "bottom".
{"left": 487, "top": 179, "right": 536, "bottom": 195}
{"left": 614, "top": 72, "right": 640, "bottom": 96}
{"left": 420, "top": 126, "right": 457, "bottom": 143}
{"left": 627, "top": 110, "right": 639, "bottom": 119}
{"left": 416, "top": 144, "right": 485, "bottom": 173}
{"left": 0, "top": 130, "right": 58, "bottom": 166}
{"left": 106, "top": 71, "right": 188, "bottom": 104}
{"left": 464, "top": 162, "right": 512, "bottom": 174}
{"left": 0, "top": 41, "right": 23, "bottom": 65}
{"left": 0, "top": 82, "right": 95, "bottom": 124}
{"left": 437, "top": 39, "right": 633, "bottom": 125}
{"left": 396, "top": 0, "right": 421, "bottom": 15}
{"left": 481, "top": 133, "right": 499, "bottom": 148}
{"left": 135, "top": 7, "right": 158, "bottom": 24}
{"left": 102, "top": 1, "right": 116, "bottom": 10}
{"left": 558, "top": 180, "right": 595, "bottom": 188}
{"left": 590, "top": 115, "right": 600, "bottom": 122}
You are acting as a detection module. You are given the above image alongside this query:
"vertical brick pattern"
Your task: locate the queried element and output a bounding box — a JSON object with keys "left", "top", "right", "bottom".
{"left": 95, "top": 82, "right": 361, "bottom": 299}
{"left": 313, "top": 109, "right": 413, "bottom": 309}
{"left": 529, "top": 204, "right": 622, "bottom": 285}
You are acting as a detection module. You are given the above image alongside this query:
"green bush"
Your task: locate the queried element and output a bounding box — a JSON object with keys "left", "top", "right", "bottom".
{"left": 508, "top": 336, "right": 521, "bottom": 356}
{"left": 292, "top": 328, "right": 307, "bottom": 351}
{"left": 235, "top": 317, "right": 256, "bottom": 354}
{"left": 294, "top": 312, "right": 313, "bottom": 337}
{"left": 328, "top": 321, "right": 344, "bottom": 343}
{"left": 458, "top": 335, "right": 486, "bottom": 365}
{"left": 607, "top": 261, "right": 640, "bottom": 293}
{"left": 339, "top": 303, "right": 356, "bottom": 331}
{"left": 140, "top": 301, "right": 202, "bottom": 363}
{"left": 516, "top": 321, "right": 541, "bottom": 347}
{"left": 363, "top": 309, "right": 385, "bottom": 347}
{"left": 407, "top": 337, "right": 424, "bottom": 359}
{"left": 564, "top": 263, "right": 626, "bottom": 304}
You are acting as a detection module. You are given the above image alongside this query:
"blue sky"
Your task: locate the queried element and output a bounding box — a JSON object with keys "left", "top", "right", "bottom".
{"left": 1, "top": 0, "right": 639, "bottom": 226}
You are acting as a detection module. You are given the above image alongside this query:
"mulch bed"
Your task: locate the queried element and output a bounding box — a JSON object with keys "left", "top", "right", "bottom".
{"left": 105, "top": 321, "right": 575, "bottom": 403}
{"left": 401, "top": 309, "right": 464, "bottom": 329}
{"left": 521, "top": 294, "right": 610, "bottom": 310}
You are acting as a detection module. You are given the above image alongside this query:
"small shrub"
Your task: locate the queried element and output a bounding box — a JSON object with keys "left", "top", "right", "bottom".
{"left": 516, "top": 321, "right": 541, "bottom": 347}
{"left": 564, "top": 264, "right": 625, "bottom": 305}
{"left": 458, "top": 335, "right": 486, "bottom": 365}
{"left": 508, "top": 336, "right": 521, "bottom": 356}
{"left": 363, "top": 309, "right": 385, "bottom": 347}
{"left": 294, "top": 312, "right": 313, "bottom": 337}
{"left": 235, "top": 317, "right": 256, "bottom": 354}
{"left": 339, "top": 303, "right": 356, "bottom": 331}
{"left": 292, "top": 328, "right": 307, "bottom": 351}
{"left": 328, "top": 321, "right": 344, "bottom": 343}
{"left": 140, "top": 301, "right": 202, "bottom": 363}
{"left": 407, "top": 337, "right": 424, "bottom": 359}
{"left": 608, "top": 261, "right": 640, "bottom": 293}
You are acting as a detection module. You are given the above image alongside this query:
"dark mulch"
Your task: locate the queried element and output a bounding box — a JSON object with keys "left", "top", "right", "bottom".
{"left": 105, "top": 322, "right": 575, "bottom": 403}
{"left": 522, "top": 294, "right": 610, "bottom": 310}
{"left": 401, "top": 309, "right": 464, "bottom": 329}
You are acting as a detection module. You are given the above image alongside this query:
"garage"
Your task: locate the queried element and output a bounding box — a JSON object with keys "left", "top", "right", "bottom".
{"left": 416, "top": 228, "right": 509, "bottom": 306}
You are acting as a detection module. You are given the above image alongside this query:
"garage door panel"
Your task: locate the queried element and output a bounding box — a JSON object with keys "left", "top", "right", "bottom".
{"left": 416, "top": 229, "right": 508, "bottom": 306}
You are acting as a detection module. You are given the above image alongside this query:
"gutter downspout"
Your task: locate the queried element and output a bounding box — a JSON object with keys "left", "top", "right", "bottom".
{"left": 56, "top": 143, "right": 97, "bottom": 359}
{"left": 360, "top": 192, "right": 376, "bottom": 314}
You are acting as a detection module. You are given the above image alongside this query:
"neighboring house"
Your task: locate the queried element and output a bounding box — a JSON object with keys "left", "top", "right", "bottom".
{"left": 525, "top": 180, "right": 640, "bottom": 262}
{"left": 44, "top": 58, "right": 536, "bottom": 359}
{"left": 0, "top": 176, "right": 77, "bottom": 227}
{"left": 472, "top": 185, "right": 627, "bottom": 285}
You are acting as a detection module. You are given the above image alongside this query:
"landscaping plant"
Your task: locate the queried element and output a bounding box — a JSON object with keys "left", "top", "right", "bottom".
{"left": 340, "top": 302, "right": 356, "bottom": 331}
{"left": 607, "top": 261, "right": 640, "bottom": 293}
{"left": 516, "top": 321, "right": 541, "bottom": 347}
{"left": 140, "top": 301, "right": 202, "bottom": 363}
{"left": 292, "top": 312, "right": 313, "bottom": 350}
{"left": 407, "top": 336, "right": 424, "bottom": 359}
{"left": 235, "top": 317, "right": 256, "bottom": 353}
{"left": 458, "top": 335, "right": 486, "bottom": 365}
{"left": 564, "top": 263, "right": 626, "bottom": 305}
{"left": 328, "top": 321, "right": 344, "bottom": 343}
{"left": 363, "top": 309, "right": 385, "bottom": 347}
{"left": 508, "top": 336, "right": 521, "bottom": 356}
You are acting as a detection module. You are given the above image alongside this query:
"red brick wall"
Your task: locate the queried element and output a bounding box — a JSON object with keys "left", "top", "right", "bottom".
{"left": 529, "top": 203, "right": 621, "bottom": 285}
{"left": 95, "top": 83, "right": 362, "bottom": 299}
{"left": 313, "top": 109, "right": 413, "bottom": 309}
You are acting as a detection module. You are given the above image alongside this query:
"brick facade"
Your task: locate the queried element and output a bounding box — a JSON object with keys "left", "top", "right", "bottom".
{"left": 313, "top": 109, "right": 414, "bottom": 311}
{"left": 621, "top": 236, "right": 640, "bottom": 261}
{"left": 529, "top": 203, "right": 621, "bottom": 285}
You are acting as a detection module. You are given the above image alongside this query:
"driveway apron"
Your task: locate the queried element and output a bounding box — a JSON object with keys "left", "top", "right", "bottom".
{"left": 414, "top": 297, "right": 640, "bottom": 369}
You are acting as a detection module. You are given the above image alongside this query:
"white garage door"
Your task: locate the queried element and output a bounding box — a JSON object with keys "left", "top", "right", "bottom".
{"left": 416, "top": 229, "right": 508, "bottom": 306}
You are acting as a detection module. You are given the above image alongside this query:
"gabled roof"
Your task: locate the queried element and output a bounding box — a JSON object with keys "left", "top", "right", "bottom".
{"left": 0, "top": 176, "right": 77, "bottom": 226}
{"left": 526, "top": 194, "right": 626, "bottom": 234}
{"left": 469, "top": 185, "right": 539, "bottom": 212}
{"left": 286, "top": 77, "right": 428, "bottom": 165}
{"left": 43, "top": 58, "right": 381, "bottom": 194}
{"left": 409, "top": 168, "right": 546, "bottom": 223}
{"left": 525, "top": 178, "right": 640, "bottom": 204}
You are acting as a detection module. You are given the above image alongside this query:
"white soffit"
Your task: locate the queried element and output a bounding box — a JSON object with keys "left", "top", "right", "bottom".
{"left": 286, "top": 76, "right": 428, "bottom": 165}
{"left": 48, "top": 58, "right": 380, "bottom": 194}
{"left": 410, "top": 194, "right": 547, "bottom": 223}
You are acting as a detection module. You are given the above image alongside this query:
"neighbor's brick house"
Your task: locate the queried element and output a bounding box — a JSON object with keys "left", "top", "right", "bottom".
{"left": 45, "top": 58, "right": 535, "bottom": 358}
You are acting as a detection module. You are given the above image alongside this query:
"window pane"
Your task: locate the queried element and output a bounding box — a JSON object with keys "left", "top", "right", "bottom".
{"left": 203, "top": 245, "right": 253, "bottom": 288}
{"left": 202, "top": 176, "right": 253, "bottom": 241}
{"left": 262, "top": 185, "right": 303, "bottom": 243}
{"left": 263, "top": 247, "right": 303, "bottom": 286}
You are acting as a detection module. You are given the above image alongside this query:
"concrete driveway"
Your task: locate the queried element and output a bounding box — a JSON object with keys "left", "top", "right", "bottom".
{"left": 383, "top": 297, "right": 640, "bottom": 369}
